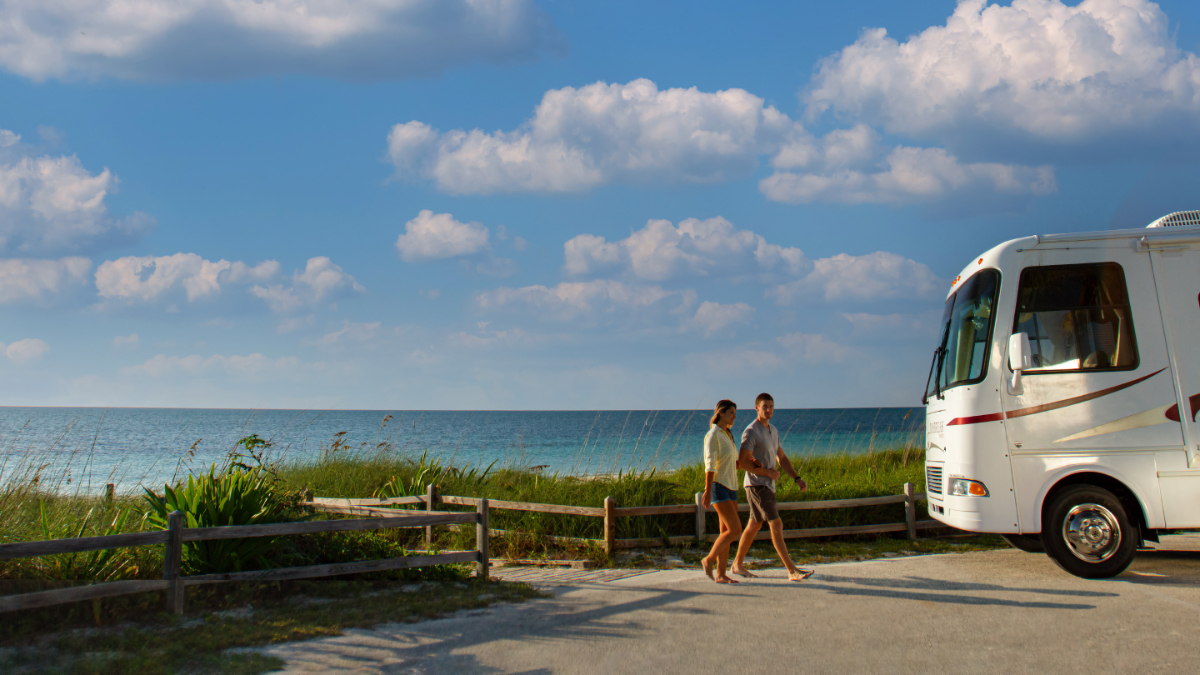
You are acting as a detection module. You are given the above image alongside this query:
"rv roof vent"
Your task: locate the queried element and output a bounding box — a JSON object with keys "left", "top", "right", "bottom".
{"left": 1146, "top": 211, "right": 1200, "bottom": 228}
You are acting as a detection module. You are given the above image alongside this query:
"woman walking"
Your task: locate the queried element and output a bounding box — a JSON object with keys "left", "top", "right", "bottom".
{"left": 701, "top": 399, "right": 744, "bottom": 584}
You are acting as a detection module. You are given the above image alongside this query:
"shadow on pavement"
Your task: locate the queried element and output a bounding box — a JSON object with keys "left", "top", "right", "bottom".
{"left": 813, "top": 573, "right": 1117, "bottom": 597}
{"left": 805, "top": 573, "right": 1100, "bottom": 609}
{"left": 1119, "top": 550, "right": 1200, "bottom": 585}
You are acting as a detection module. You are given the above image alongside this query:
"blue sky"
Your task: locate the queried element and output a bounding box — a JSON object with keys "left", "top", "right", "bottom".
{"left": 2, "top": 0, "right": 1199, "bottom": 410}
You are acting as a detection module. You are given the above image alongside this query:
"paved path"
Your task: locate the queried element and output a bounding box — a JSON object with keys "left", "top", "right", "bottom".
{"left": 257, "top": 543, "right": 1200, "bottom": 674}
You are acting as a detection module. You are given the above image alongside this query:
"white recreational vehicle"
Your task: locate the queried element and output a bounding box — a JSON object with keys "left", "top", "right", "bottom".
{"left": 923, "top": 211, "right": 1200, "bottom": 578}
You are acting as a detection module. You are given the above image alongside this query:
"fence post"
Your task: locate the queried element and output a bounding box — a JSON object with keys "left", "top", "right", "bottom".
{"left": 904, "top": 482, "right": 917, "bottom": 541}
{"left": 694, "top": 492, "right": 706, "bottom": 544}
{"left": 425, "top": 484, "right": 439, "bottom": 548}
{"left": 476, "top": 498, "right": 490, "bottom": 579}
{"left": 603, "top": 496, "right": 616, "bottom": 555}
{"left": 104, "top": 483, "right": 115, "bottom": 508}
{"left": 164, "top": 510, "right": 185, "bottom": 615}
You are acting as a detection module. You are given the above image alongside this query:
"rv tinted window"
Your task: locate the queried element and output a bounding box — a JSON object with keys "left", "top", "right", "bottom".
{"left": 1013, "top": 263, "right": 1138, "bottom": 372}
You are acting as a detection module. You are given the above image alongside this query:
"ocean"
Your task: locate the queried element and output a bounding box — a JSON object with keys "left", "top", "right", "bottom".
{"left": 0, "top": 407, "right": 923, "bottom": 493}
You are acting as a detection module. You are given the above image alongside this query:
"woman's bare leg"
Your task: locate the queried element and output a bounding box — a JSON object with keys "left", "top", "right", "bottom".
{"left": 702, "top": 500, "right": 742, "bottom": 583}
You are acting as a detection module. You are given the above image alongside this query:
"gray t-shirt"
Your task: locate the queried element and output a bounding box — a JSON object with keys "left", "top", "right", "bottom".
{"left": 741, "top": 419, "right": 779, "bottom": 492}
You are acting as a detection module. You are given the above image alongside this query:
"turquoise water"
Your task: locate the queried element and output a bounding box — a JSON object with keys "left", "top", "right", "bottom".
{"left": 0, "top": 407, "right": 922, "bottom": 493}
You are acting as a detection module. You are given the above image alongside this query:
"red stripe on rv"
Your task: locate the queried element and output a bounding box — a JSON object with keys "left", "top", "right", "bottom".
{"left": 1165, "top": 393, "right": 1200, "bottom": 423}
{"left": 947, "top": 413, "right": 1005, "bottom": 426}
{"left": 946, "top": 368, "right": 1167, "bottom": 427}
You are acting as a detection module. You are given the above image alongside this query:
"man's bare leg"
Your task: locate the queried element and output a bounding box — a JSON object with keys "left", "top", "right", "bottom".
{"left": 731, "top": 518, "right": 762, "bottom": 577}
{"left": 768, "top": 519, "right": 811, "bottom": 581}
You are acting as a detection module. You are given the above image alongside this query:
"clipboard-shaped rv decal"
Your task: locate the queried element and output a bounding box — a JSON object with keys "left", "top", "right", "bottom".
{"left": 923, "top": 211, "right": 1200, "bottom": 579}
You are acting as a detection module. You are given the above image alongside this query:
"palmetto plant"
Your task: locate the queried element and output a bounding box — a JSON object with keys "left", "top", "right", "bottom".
{"left": 143, "top": 462, "right": 285, "bottom": 574}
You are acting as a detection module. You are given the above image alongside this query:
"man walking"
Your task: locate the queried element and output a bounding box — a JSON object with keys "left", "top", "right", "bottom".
{"left": 730, "top": 393, "right": 813, "bottom": 581}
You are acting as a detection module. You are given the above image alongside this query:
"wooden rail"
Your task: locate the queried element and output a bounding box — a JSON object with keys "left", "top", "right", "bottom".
{"left": 306, "top": 483, "right": 931, "bottom": 554}
{"left": 0, "top": 501, "right": 490, "bottom": 616}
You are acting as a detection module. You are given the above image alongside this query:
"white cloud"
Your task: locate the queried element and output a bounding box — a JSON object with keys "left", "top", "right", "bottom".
{"left": 804, "top": 0, "right": 1200, "bottom": 156}
{"left": 0, "top": 0, "right": 562, "bottom": 82}
{"left": 96, "top": 253, "right": 244, "bottom": 302}
{"left": 0, "top": 130, "right": 154, "bottom": 253}
{"left": 389, "top": 78, "right": 1055, "bottom": 207}
{"left": 1, "top": 337, "right": 49, "bottom": 363}
{"left": 222, "top": 260, "right": 280, "bottom": 283}
{"left": 564, "top": 217, "right": 810, "bottom": 281}
{"left": 122, "top": 353, "right": 299, "bottom": 377}
{"left": 689, "top": 301, "right": 754, "bottom": 338}
{"left": 760, "top": 144, "right": 1055, "bottom": 205}
{"left": 388, "top": 79, "right": 801, "bottom": 194}
{"left": 94, "top": 253, "right": 357, "bottom": 311}
{"left": 446, "top": 326, "right": 528, "bottom": 348}
{"left": 252, "top": 257, "right": 365, "bottom": 312}
{"left": 112, "top": 333, "right": 139, "bottom": 348}
{"left": 0, "top": 256, "right": 91, "bottom": 302}
{"left": 769, "top": 251, "right": 943, "bottom": 304}
{"left": 475, "top": 279, "right": 696, "bottom": 322}
{"left": 317, "top": 321, "right": 381, "bottom": 346}
{"left": 395, "top": 210, "right": 490, "bottom": 261}
{"left": 777, "top": 332, "right": 853, "bottom": 364}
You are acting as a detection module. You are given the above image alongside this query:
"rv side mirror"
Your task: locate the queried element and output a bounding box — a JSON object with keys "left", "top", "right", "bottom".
{"left": 1008, "top": 332, "right": 1031, "bottom": 394}
{"left": 1008, "top": 333, "right": 1031, "bottom": 372}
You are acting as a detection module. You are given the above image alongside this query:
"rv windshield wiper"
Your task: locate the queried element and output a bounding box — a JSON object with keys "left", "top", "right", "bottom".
{"left": 930, "top": 318, "right": 952, "bottom": 402}
{"left": 922, "top": 346, "right": 940, "bottom": 404}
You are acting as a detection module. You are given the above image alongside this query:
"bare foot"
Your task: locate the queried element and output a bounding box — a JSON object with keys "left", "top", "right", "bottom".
{"left": 701, "top": 556, "right": 714, "bottom": 580}
{"left": 714, "top": 574, "right": 740, "bottom": 584}
{"left": 731, "top": 565, "right": 758, "bottom": 578}
{"left": 788, "top": 568, "right": 815, "bottom": 582}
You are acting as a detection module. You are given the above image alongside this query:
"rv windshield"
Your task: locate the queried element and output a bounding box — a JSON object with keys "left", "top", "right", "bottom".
{"left": 924, "top": 269, "right": 1000, "bottom": 403}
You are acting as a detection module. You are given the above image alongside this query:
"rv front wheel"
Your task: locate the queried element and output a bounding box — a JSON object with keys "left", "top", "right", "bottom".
{"left": 1043, "top": 486, "right": 1137, "bottom": 579}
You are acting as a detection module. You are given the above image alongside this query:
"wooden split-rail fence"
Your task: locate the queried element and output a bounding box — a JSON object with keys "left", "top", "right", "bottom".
{"left": 0, "top": 482, "right": 933, "bottom": 616}
{"left": 309, "top": 482, "right": 935, "bottom": 553}
{"left": 0, "top": 500, "right": 491, "bottom": 617}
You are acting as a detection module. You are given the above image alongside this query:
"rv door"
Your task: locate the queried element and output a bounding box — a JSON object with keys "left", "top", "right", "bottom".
{"left": 1147, "top": 245, "right": 1200, "bottom": 465}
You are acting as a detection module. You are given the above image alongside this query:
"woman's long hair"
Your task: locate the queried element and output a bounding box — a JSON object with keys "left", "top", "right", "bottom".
{"left": 710, "top": 399, "right": 737, "bottom": 426}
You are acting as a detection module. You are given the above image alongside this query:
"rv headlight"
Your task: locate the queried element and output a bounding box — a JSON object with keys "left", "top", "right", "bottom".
{"left": 948, "top": 478, "right": 989, "bottom": 497}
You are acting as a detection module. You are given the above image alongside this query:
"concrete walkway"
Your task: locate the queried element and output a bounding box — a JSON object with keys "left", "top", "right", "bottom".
{"left": 257, "top": 544, "right": 1200, "bottom": 674}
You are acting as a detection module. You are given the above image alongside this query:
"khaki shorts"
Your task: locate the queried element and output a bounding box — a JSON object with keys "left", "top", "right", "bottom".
{"left": 746, "top": 485, "right": 780, "bottom": 522}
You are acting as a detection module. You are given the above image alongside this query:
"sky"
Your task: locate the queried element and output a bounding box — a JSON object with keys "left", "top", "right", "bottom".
{"left": 2, "top": 0, "right": 1200, "bottom": 411}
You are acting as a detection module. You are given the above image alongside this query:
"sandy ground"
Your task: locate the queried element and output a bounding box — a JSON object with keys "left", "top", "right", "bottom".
{"left": 253, "top": 536, "right": 1200, "bottom": 674}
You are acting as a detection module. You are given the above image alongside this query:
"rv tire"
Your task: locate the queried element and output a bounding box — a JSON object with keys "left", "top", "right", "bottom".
{"left": 1001, "top": 533, "right": 1044, "bottom": 553}
{"left": 1043, "top": 485, "right": 1138, "bottom": 579}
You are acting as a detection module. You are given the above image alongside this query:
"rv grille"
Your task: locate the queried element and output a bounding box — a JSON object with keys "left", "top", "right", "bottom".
{"left": 1147, "top": 211, "right": 1200, "bottom": 228}
{"left": 926, "top": 464, "right": 943, "bottom": 496}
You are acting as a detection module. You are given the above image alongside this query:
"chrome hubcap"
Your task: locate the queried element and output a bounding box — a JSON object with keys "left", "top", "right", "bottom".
{"left": 1062, "top": 503, "right": 1121, "bottom": 563}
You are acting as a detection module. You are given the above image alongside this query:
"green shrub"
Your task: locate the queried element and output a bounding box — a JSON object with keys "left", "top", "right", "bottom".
{"left": 143, "top": 461, "right": 287, "bottom": 575}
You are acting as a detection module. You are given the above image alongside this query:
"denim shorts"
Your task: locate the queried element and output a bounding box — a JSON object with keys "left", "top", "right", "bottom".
{"left": 711, "top": 482, "right": 738, "bottom": 504}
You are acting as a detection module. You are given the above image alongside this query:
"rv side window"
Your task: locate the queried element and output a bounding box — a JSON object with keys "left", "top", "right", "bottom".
{"left": 1013, "top": 263, "right": 1139, "bottom": 373}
